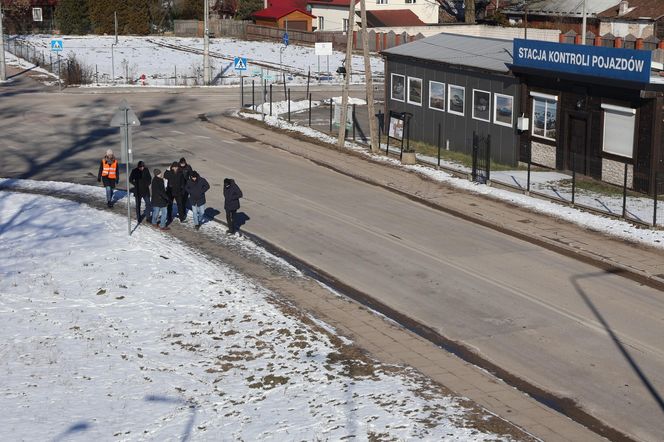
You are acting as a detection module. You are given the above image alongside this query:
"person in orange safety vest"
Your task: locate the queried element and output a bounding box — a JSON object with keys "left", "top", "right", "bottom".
{"left": 97, "top": 149, "right": 120, "bottom": 207}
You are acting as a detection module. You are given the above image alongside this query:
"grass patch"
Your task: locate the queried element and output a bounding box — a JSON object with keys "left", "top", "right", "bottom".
{"left": 378, "top": 135, "right": 521, "bottom": 171}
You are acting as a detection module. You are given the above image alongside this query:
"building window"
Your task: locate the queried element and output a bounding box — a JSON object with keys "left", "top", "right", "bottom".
{"left": 472, "top": 90, "right": 491, "bottom": 122}
{"left": 391, "top": 73, "right": 405, "bottom": 102}
{"left": 343, "top": 18, "right": 349, "bottom": 32}
{"left": 376, "top": 0, "right": 388, "bottom": 4}
{"left": 429, "top": 81, "right": 445, "bottom": 111}
{"left": 405, "top": 0, "right": 416, "bottom": 3}
{"left": 318, "top": 17, "right": 324, "bottom": 31}
{"left": 448, "top": 84, "right": 465, "bottom": 116}
{"left": 602, "top": 103, "right": 636, "bottom": 158}
{"left": 530, "top": 92, "right": 558, "bottom": 141}
{"left": 493, "top": 94, "right": 514, "bottom": 127}
{"left": 407, "top": 77, "right": 422, "bottom": 106}
{"left": 32, "top": 7, "right": 43, "bottom": 22}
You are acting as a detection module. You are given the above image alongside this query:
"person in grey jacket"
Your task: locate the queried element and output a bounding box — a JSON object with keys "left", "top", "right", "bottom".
{"left": 184, "top": 171, "right": 210, "bottom": 230}
{"left": 223, "top": 178, "right": 243, "bottom": 234}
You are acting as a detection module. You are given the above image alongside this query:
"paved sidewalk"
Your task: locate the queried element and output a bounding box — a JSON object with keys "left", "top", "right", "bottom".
{"left": 210, "top": 114, "right": 664, "bottom": 291}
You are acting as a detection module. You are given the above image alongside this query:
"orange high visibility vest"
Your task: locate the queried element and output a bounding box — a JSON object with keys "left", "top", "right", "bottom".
{"left": 101, "top": 159, "right": 118, "bottom": 180}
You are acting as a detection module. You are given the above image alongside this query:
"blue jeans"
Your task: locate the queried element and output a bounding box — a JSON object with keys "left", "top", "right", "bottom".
{"left": 191, "top": 204, "right": 206, "bottom": 226}
{"left": 105, "top": 186, "right": 114, "bottom": 203}
{"left": 152, "top": 206, "right": 167, "bottom": 228}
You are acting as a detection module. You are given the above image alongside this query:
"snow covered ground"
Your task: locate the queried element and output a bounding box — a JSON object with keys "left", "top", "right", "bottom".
{"left": 10, "top": 35, "right": 383, "bottom": 86}
{"left": 240, "top": 108, "right": 664, "bottom": 250}
{"left": 0, "top": 182, "right": 522, "bottom": 441}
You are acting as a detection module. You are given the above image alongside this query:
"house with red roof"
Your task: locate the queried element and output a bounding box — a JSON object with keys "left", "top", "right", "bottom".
{"left": 598, "top": 0, "right": 664, "bottom": 38}
{"left": 308, "top": 0, "right": 436, "bottom": 32}
{"left": 252, "top": 0, "right": 317, "bottom": 32}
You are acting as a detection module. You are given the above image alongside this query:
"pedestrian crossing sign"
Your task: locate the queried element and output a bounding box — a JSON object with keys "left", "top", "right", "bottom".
{"left": 50, "top": 39, "right": 63, "bottom": 52}
{"left": 234, "top": 57, "right": 247, "bottom": 71}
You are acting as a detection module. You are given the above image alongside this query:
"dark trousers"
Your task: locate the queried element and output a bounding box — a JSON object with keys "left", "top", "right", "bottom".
{"left": 168, "top": 194, "right": 187, "bottom": 222}
{"left": 226, "top": 210, "right": 237, "bottom": 232}
{"left": 134, "top": 193, "right": 151, "bottom": 219}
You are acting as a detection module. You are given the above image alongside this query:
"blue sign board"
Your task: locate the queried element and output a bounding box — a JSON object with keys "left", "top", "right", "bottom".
{"left": 233, "top": 57, "right": 247, "bottom": 71}
{"left": 513, "top": 39, "right": 652, "bottom": 83}
{"left": 50, "top": 39, "right": 63, "bottom": 52}
{"left": 283, "top": 32, "right": 289, "bottom": 46}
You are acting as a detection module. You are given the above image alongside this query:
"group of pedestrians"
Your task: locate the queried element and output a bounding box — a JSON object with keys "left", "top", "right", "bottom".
{"left": 98, "top": 151, "right": 243, "bottom": 234}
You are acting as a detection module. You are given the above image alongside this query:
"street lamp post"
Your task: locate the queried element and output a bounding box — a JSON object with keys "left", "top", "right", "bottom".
{"left": 203, "top": 0, "right": 210, "bottom": 85}
{"left": 0, "top": 3, "right": 6, "bottom": 81}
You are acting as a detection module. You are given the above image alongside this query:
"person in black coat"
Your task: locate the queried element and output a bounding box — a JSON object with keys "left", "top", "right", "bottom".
{"left": 163, "top": 161, "right": 186, "bottom": 223}
{"left": 179, "top": 157, "right": 193, "bottom": 211}
{"left": 129, "top": 160, "right": 152, "bottom": 221}
{"left": 150, "top": 169, "right": 170, "bottom": 230}
{"left": 184, "top": 171, "right": 210, "bottom": 230}
{"left": 223, "top": 178, "right": 243, "bottom": 234}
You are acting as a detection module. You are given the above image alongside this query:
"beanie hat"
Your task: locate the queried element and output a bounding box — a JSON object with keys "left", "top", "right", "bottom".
{"left": 191, "top": 171, "right": 199, "bottom": 179}
{"left": 171, "top": 161, "right": 178, "bottom": 168}
{"left": 137, "top": 160, "right": 145, "bottom": 167}
{"left": 154, "top": 168, "right": 161, "bottom": 177}
{"left": 179, "top": 157, "right": 187, "bottom": 164}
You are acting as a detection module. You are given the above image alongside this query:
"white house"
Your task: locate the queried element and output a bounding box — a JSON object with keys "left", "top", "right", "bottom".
{"left": 308, "top": 0, "right": 439, "bottom": 32}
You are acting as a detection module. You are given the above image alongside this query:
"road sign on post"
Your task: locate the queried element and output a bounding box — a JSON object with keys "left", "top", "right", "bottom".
{"left": 50, "top": 39, "right": 63, "bottom": 52}
{"left": 110, "top": 100, "right": 141, "bottom": 235}
{"left": 283, "top": 32, "right": 289, "bottom": 46}
{"left": 233, "top": 57, "right": 247, "bottom": 71}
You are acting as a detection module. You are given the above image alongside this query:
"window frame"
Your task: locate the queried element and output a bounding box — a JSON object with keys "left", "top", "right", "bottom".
{"left": 407, "top": 76, "right": 423, "bottom": 106}
{"left": 447, "top": 84, "right": 465, "bottom": 116}
{"left": 601, "top": 103, "right": 636, "bottom": 159}
{"left": 428, "top": 81, "right": 445, "bottom": 112}
{"left": 472, "top": 89, "right": 491, "bottom": 122}
{"left": 530, "top": 91, "right": 558, "bottom": 141}
{"left": 493, "top": 93, "right": 514, "bottom": 128}
{"left": 391, "top": 73, "right": 405, "bottom": 102}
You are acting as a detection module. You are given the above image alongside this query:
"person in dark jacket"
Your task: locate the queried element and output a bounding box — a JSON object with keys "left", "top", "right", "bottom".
{"left": 223, "top": 178, "right": 243, "bottom": 234}
{"left": 150, "top": 169, "right": 170, "bottom": 230}
{"left": 97, "top": 149, "right": 120, "bottom": 207}
{"left": 184, "top": 171, "right": 210, "bottom": 230}
{"left": 164, "top": 161, "right": 186, "bottom": 223}
{"left": 179, "top": 157, "right": 193, "bottom": 211}
{"left": 129, "top": 160, "right": 152, "bottom": 221}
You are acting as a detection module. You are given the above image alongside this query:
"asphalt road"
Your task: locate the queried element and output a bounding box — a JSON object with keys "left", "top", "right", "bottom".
{"left": 2, "top": 72, "right": 664, "bottom": 441}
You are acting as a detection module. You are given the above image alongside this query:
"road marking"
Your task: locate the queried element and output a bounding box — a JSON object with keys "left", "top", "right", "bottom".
{"left": 194, "top": 135, "right": 211, "bottom": 139}
{"left": 171, "top": 130, "right": 186, "bottom": 135}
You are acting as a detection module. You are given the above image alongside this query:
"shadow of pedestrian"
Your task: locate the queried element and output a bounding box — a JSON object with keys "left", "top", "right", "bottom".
{"left": 51, "top": 421, "right": 91, "bottom": 442}
{"left": 204, "top": 207, "right": 220, "bottom": 222}
{"left": 235, "top": 212, "right": 250, "bottom": 230}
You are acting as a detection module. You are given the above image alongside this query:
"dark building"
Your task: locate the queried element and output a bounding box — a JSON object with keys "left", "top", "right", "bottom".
{"left": 382, "top": 32, "right": 664, "bottom": 194}
{"left": 382, "top": 33, "right": 520, "bottom": 166}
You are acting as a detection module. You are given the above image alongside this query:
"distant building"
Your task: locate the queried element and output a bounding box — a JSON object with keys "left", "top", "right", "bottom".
{"left": 598, "top": 0, "right": 664, "bottom": 39}
{"left": 1, "top": 0, "right": 58, "bottom": 33}
{"left": 252, "top": 1, "right": 316, "bottom": 31}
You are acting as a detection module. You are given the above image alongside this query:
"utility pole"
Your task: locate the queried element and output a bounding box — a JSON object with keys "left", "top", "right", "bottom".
{"left": 204, "top": 0, "right": 211, "bottom": 85}
{"left": 580, "top": 0, "right": 587, "bottom": 45}
{"left": 0, "top": 3, "right": 6, "bottom": 81}
{"left": 111, "top": 11, "right": 118, "bottom": 83}
{"left": 337, "top": 0, "right": 356, "bottom": 149}
{"left": 360, "top": 0, "right": 378, "bottom": 152}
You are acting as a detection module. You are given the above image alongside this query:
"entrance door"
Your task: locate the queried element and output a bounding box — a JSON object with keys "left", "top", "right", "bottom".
{"left": 567, "top": 114, "right": 588, "bottom": 174}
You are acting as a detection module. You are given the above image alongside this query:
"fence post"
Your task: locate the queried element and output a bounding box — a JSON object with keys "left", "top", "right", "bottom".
{"left": 622, "top": 163, "right": 628, "bottom": 219}
{"left": 352, "top": 104, "right": 356, "bottom": 141}
{"left": 283, "top": 72, "right": 287, "bottom": 100}
{"left": 329, "top": 98, "right": 333, "bottom": 133}
{"left": 486, "top": 134, "right": 491, "bottom": 182}
{"left": 269, "top": 83, "right": 273, "bottom": 116}
{"left": 572, "top": 154, "right": 576, "bottom": 206}
{"left": 653, "top": 172, "right": 659, "bottom": 227}
{"left": 308, "top": 93, "right": 312, "bottom": 127}
{"left": 252, "top": 80, "right": 255, "bottom": 110}
{"left": 472, "top": 132, "right": 477, "bottom": 182}
{"left": 174, "top": 66, "right": 177, "bottom": 86}
{"left": 287, "top": 89, "right": 291, "bottom": 122}
{"left": 437, "top": 123, "right": 441, "bottom": 168}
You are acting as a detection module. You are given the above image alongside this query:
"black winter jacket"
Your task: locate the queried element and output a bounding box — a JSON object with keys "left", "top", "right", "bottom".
{"left": 151, "top": 176, "right": 170, "bottom": 207}
{"left": 223, "top": 179, "right": 243, "bottom": 211}
{"left": 129, "top": 167, "right": 152, "bottom": 196}
{"left": 180, "top": 164, "right": 193, "bottom": 182}
{"left": 185, "top": 177, "right": 210, "bottom": 206}
{"left": 163, "top": 168, "right": 185, "bottom": 196}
